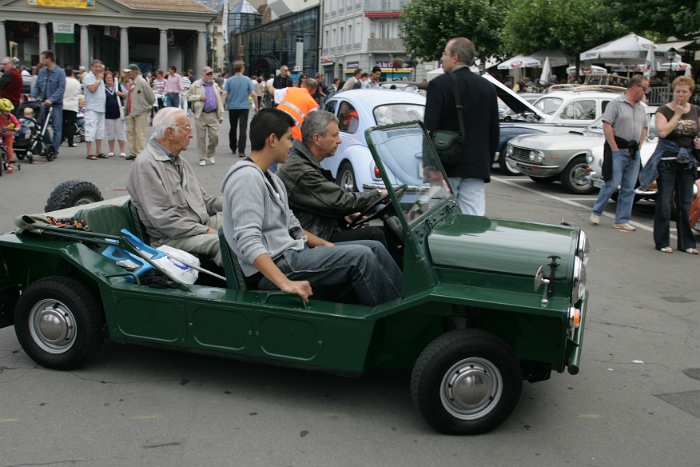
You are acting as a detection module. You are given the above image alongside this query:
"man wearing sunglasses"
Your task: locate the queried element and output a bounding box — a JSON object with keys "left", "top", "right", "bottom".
{"left": 590, "top": 75, "right": 649, "bottom": 231}
{"left": 188, "top": 66, "right": 225, "bottom": 166}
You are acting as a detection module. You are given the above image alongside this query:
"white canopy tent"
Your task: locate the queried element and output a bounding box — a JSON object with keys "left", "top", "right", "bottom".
{"left": 566, "top": 65, "right": 607, "bottom": 75}
{"left": 497, "top": 49, "right": 571, "bottom": 70}
{"left": 580, "top": 33, "right": 667, "bottom": 65}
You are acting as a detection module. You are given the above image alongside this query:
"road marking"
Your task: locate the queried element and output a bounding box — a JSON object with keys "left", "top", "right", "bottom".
{"left": 131, "top": 415, "right": 160, "bottom": 419}
{"left": 491, "top": 176, "right": 657, "bottom": 234}
{"left": 0, "top": 418, "right": 18, "bottom": 422}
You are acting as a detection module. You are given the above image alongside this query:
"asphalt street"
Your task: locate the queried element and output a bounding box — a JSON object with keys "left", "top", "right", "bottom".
{"left": 0, "top": 116, "right": 699, "bottom": 467}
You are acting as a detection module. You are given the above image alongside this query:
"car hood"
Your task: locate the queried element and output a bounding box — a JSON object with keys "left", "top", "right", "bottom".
{"left": 508, "top": 132, "right": 603, "bottom": 151}
{"left": 427, "top": 214, "right": 575, "bottom": 280}
{"left": 483, "top": 73, "right": 546, "bottom": 120}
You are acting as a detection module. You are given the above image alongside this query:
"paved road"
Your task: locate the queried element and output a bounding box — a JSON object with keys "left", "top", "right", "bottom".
{"left": 1, "top": 119, "right": 699, "bottom": 466}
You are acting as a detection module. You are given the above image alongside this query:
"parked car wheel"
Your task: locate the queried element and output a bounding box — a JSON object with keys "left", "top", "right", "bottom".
{"left": 560, "top": 156, "right": 595, "bottom": 195}
{"left": 529, "top": 175, "right": 558, "bottom": 184}
{"left": 498, "top": 152, "right": 522, "bottom": 176}
{"left": 411, "top": 328, "right": 522, "bottom": 435}
{"left": 14, "top": 277, "right": 104, "bottom": 370}
{"left": 44, "top": 180, "right": 103, "bottom": 212}
{"left": 337, "top": 161, "right": 358, "bottom": 192}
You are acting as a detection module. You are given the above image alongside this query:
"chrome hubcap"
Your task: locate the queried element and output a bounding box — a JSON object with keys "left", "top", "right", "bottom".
{"left": 29, "top": 299, "right": 77, "bottom": 354}
{"left": 570, "top": 163, "right": 591, "bottom": 189}
{"left": 74, "top": 196, "right": 96, "bottom": 206}
{"left": 340, "top": 171, "right": 355, "bottom": 192}
{"left": 440, "top": 357, "right": 502, "bottom": 420}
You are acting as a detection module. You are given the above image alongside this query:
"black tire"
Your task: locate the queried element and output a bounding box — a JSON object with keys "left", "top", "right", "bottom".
{"left": 16, "top": 152, "right": 25, "bottom": 161}
{"left": 498, "top": 153, "right": 522, "bottom": 176}
{"left": 46, "top": 144, "right": 56, "bottom": 162}
{"left": 560, "top": 156, "right": 594, "bottom": 195}
{"left": 44, "top": 180, "right": 103, "bottom": 212}
{"left": 14, "top": 277, "right": 104, "bottom": 370}
{"left": 411, "top": 329, "right": 522, "bottom": 435}
{"left": 529, "top": 175, "right": 557, "bottom": 184}
{"left": 337, "top": 161, "right": 357, "bottom": 192}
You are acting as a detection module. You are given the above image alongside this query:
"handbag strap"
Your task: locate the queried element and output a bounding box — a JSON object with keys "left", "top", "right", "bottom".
{"left": 449, "top": 72, "right": 466, "bottom": 137}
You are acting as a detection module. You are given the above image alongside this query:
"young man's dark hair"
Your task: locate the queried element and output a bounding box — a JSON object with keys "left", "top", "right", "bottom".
{"left": 361, "top": 72, "right": 369, "bottom": 79}
{"left": 249, "top": 108, "right": 295, "bottom": 151}
{"left": 41, "top": 50, "right": 55, "bottom": 62}
{"left": 371, "top": 66, "right": 381, "bottom": 74}
{"left": 169, "top": 66, "right": 177, "bottom": 73}
{"left": 64, "top": 66, "right": 73, "bottom": 77}
{"left": 353, "top": 69, "right": 362, "bottom": 78}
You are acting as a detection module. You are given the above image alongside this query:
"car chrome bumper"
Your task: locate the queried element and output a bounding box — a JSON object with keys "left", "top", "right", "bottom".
{"left": 566, "top": 291, "right": 588, "bottom": 376}
{"left": 588, "top": 171, "right": 604, "bottom": 188}
{"left": 506, "top": 156, "right": 560, "bottom": 174}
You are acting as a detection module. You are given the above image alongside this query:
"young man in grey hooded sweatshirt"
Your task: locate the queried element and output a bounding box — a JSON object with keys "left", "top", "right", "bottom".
{"left": 220, "top": 108, "right": 402, "bottom": 306}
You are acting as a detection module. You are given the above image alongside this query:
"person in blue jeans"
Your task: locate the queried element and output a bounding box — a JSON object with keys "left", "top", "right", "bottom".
{"left": 29, "top": 50, "right": 65, "bottom": 154}
{"left": 221, "top": 108, "right": 402, "bottom": 306}
{"left": 591, "top": 75, "right": 649, "bottom": 231}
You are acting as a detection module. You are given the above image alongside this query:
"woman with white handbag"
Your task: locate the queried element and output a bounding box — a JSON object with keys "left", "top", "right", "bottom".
{"left": 103, "top": 71, "right": 128, "bottom": 158}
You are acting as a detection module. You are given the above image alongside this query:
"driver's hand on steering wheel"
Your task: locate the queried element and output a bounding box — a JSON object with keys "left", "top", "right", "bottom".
{"left": 345, "top": 212, "right": 368, "bottom": 227}
{"left": 379, "top": 189, "right": 388, "bottom": 197}
{"left": 280, "top": 279, "right": 313, "bottom": 302}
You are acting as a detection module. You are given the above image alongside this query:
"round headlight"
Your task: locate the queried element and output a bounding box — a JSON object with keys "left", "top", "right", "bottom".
{"left": 507, "top": 144, "right": 513, "bottom": 155}
{"left": 577, "top": 231, "right": 590, "bottom": 265}
{"left": 529, "top": 150, "right": 536, "bottom": 161}
{"left": 586, "top": 152, "right": 594, "bottom": 164}
{"left": 572, "top": 256, "right": 586, "bottom": 303}
{"left": 535, "top": 151, "right": 545, "bottom": 163}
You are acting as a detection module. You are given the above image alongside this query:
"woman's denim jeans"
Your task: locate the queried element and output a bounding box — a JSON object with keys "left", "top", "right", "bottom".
{"left": 653, "top": 160, "right": 697, "bottom": 251}
{"left": 592, "top": 150, "right": 641, "bottom": 224}
{"left": 258, "top": 240, "right": 402, "bottom": 307}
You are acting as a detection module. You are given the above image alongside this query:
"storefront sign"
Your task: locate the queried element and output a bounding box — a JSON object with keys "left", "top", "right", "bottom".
{"left": 104, "top": 26, "right": 118, "bottom": 38}
{"left": 375, "top": 60, "right": 409, "bottom": 68}
{"left": 28, "top": 0, "right": 95, "bottom": 9}
{"left": 346, "top": 61, "right": 359, "bottom": 69}
{"left": 53, "top": 23, "right": 75, "bottom": 43}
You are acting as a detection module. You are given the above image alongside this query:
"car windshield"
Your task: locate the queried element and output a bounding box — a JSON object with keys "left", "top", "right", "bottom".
{"left": 534, "top": 97, "right": 563, "bottom": 115}
{"left": 373, "top": 104, "right": 425, "bottom": 125}
{"left": 586, "top": 111, "right": 659, "bottom": 137}
{"left": 366, "top": 122, "right": 453, "bottom": 225}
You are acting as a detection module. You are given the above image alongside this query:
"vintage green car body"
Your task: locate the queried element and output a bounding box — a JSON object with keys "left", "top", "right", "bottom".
{"left": 0, "top": 122, "right": 587, "bottom": 435}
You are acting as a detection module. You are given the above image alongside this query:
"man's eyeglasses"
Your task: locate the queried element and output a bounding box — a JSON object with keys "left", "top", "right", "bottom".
{"left": 204, "top": 72, "right": 213, "bottom": 75}
{"left": 173, "top": 125, "right": 193, "bottom": 133}
{"left": 638, "top": 85, "right": 649, "bottom": 92}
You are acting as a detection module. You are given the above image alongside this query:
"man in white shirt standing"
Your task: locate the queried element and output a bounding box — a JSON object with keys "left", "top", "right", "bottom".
{"left": 82, "top": 59, "right": 107, "bottom": 159}
{"left": 61, "top": 66, "right": 82, "bottom": 147}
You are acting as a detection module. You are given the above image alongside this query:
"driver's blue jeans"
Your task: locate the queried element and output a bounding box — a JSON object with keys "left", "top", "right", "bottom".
{"left": 258, "top": 240, "right": 402, "bottom": 307}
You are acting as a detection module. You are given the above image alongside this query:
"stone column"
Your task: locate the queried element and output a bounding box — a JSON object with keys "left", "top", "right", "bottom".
{"left": 120, "top": 27, "right": 129, "bottom": 71}
{"left": 197, "top": 30, "right": 207, "bottom": 74}
{"left": 159, "top": 28, "right": 168, "bottom": 71}
{"left": 38, "top": 22, "right": 48, "bottom": 53}
{"left": 0, "top": 21, "right": 7, "bottom": 58}
{"left": 80, "top": 25, "right": 89, "bottom": 68}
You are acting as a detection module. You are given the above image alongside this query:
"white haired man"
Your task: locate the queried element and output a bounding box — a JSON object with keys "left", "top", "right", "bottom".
{"left": 126, "top": 107, "right": 224, "bottom": 265}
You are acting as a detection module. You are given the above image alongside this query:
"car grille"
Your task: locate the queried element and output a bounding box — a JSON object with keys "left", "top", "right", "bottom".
{"left": 511, "top": 146, "right": 534, "bottom": 161}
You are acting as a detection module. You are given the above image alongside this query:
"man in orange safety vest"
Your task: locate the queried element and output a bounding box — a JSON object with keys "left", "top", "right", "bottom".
{"left": 274, "top": 78, "right": 320, "bottom": 141}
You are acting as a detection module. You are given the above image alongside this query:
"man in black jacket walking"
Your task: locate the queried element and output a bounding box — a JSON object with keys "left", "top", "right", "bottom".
{"left": 424, "top": 37, "right": 499, "bottom": 216}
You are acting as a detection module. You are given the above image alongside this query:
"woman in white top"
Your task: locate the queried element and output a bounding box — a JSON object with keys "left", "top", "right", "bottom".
{"left": 61, "top": 66, "right": 83, "bottom": 147}
{"left": 103, "top": 71, "right": 128, "bottom": 158}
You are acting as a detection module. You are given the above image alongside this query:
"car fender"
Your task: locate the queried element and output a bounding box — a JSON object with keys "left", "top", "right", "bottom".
{"left": 322, "top": 143, "right": 381, "bottom": 192}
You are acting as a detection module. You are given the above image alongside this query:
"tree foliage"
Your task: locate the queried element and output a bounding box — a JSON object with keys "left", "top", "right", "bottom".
{"left": 399, "top": 0, "right": 504, "bottom": 62}
{"left": 502, "top": 0, "right": 626, "bottom": 59}
{"left": 612, "top": 0, "right": 700, "bottom": 40}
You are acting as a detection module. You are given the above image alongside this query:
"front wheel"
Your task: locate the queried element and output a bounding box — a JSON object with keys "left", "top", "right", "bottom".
{"left": 337, "top": 161, "right": 357, "bottom": 192}
{"left": 560, "top": 156, "right": 594, "bottom": 195}
{"left": 411, "top": 329, "right": 522, "bottom": 435}
{"left": 529, "top": 175, "right": 557, "bottom": 184}
{"left": 14, "top": 277, "right": 105, "bottom": 370}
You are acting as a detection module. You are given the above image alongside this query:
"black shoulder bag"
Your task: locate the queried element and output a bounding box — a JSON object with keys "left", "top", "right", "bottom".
{"left": 431, "top": 72, "right": 465, "bottom": 166}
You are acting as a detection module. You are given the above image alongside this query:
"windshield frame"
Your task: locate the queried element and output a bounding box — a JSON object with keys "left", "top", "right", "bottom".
{"left": 365, "top": 120, "right": 458, "bottom": 241}
{"left": 372, "top": 103, "right": 426, "bottom": 126}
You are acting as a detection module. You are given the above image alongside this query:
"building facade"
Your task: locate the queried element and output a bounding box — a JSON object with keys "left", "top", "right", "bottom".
{"left": 0, "top": 0, "right": 217, "bottom": 74}
{"left": 321, "top": 0, "right": 427, "bottom": 83}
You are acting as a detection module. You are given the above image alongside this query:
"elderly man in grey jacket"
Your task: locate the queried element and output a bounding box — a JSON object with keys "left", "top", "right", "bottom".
{"left": 126, "top": 107, "right": 224, "bottom": 265}
{"left": 124, "top": 63, "right": 156, "bottom": 160}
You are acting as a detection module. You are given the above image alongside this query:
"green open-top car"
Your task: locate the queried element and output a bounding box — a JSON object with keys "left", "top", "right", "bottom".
{"left": 0, "top": 122, "right": 587, "bottom": 435}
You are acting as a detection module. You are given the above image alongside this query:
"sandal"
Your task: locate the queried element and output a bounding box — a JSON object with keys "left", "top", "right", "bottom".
{"left": 685, "top": 248, "right": 699, "bottom": 255}
{"left": 97, "top": 153, "right": 108, "bottom": 159}
{"left": 86, "top": 154, "right": 97, "bottom": 160}
{"left": 119, "top": 153, "right": 126, "bottom": 158}
{"left": 107, "top": 152, "right": 114, "bottom": 158}
{"left": 658, "top": 247, "right": 673, "bottom": 253}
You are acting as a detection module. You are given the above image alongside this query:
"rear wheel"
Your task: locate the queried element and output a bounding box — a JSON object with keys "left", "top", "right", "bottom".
{"left": 560, "top": 156, "right": 594, "bottom": 195}
{"left": 44, "top": 180, "right": 104, "bottom": 212}
{"left": 529, "top": 175, "right": 557, "bottom": 184}
{"left": 337, "top": 162, "right": 357, "bottom": 192}
{"left": 46, "top": 144, "right": 57, "bottom": 162}
{"left": 14, "top": 277, "right": 104, "bottom": 370}
{"left": 411, "top": 329, "right": 522, "bottom": 435}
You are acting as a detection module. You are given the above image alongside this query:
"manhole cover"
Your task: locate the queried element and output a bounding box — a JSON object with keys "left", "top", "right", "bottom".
{"left": 683, "top": 368, "right": 700, "bottom": 381}
{"left": 661, "top": 297, "right": 695, "bottom": 303}
{"left": 656, "top": 391, "right": 700, "bottom": 419}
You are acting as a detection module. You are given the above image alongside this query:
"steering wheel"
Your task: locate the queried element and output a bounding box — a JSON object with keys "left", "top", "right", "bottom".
{"left": 348, "top": 185, "right": 406, "bottom": 229}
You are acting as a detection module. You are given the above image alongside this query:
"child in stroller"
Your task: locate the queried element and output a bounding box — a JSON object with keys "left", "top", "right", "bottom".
{"left": 0, "top": 98, "right": 20, "bottom": 174}
{"left": 16, "top": 106, "right": 37, "bottom": 141}
{"left": 12, "top": 101, "right": 57, "bottom": 163}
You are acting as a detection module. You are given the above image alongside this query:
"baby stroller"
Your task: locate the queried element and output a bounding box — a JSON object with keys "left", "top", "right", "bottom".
{"left": 14, "top": 101, "right": 58, "bottom": 163}
{"left": 74, "top": 109, "right": 85, "bottom": 143}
